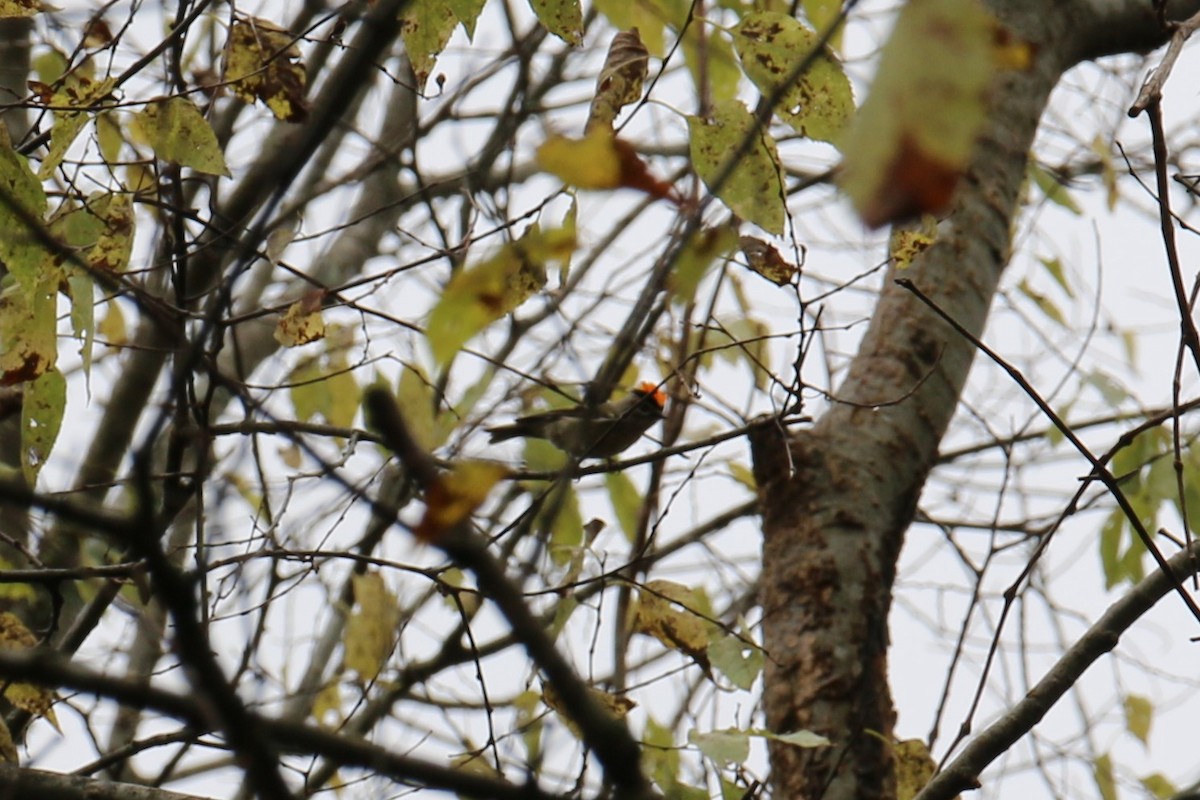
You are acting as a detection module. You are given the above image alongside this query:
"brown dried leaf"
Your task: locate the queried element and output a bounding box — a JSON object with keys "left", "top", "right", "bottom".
{"left": 586, "top": 28, "right": 649, "bottom": 131}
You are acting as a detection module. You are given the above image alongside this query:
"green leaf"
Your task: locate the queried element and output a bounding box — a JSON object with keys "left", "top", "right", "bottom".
{"left": 688, "top": 100, "right": 785, "bottom": 234}
{"left": 527, "top": 0, "right": 582, "bottom": 45}
{"left": 1123, "top": 693, "right": 1152, "bottom": 745}
{"left": 707, "top": 632, "right": 763, "bottom": 690}
{"left": 396, "top": 364, "right": 449, "bottom": 450}
{"left": 732, "top": 11, "right": 853, "bottom": 142}
{"left": 20, "top": 367, "right": 65, "bottom": 484}
{"left": 605, "top": 471, "right": 643, "bottom": 543}
{"left": 446, "top": 0, "right": 487, "bottom": 38}
{"left": 67, "top": 273, "right": 95, "bottom": 381}
{"left": 344, "top": 571, "right": 401, "bottom": 683}
{"left": 688, "top": 728, "right": 749, "bottom": 765}
{"left": 1029, "top": 161, "right": 1082, "bottom": 215}
{"left": 669, "top": 223, "right": 738, "bottom": 303}
{"left": 130, "top": 97, "right": 229, "bottom": 176}
{"left": 1016, "top": 279, "right": 1066, "bottom": 327}
{"left": 1140, "top": 773, "right": 1178, "bottom": 800}
{"left": 1037, "top": 255, "right": 1075, "bottom": 298}
{"left": 763, "top": 728, "right": 831, "bottom": 748}
{"left": 0, "top": 145, "right": 49, "bottom": 283}
{"left": 402, "top": 1, "right": 460, "bottom": 89}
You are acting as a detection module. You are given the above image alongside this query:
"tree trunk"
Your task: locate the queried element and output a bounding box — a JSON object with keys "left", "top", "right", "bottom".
{"left": 753, "top": 2, "right": 1200, "bottom": 797}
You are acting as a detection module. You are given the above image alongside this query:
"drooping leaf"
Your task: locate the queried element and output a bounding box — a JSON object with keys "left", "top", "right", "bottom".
{"left": 1017, "top": 279, "right": 1067, "bottom": 327}
{"left": 224, "top": 16, "right": 308, "bottom": 122}
{"left": 20, "top": 367, "right": 65, "bottom": 484}
{"left": 0, "top": 144, "right": 49, "bottom": 283}
{"left": 130, "top": 97, "right": 230, "bottom": 176}
{"left": 586, "top": 29, "right": 650, "bottom": 131}
{"left": 528, "top": 0, "right": 583, "bottom": 45}
{"left": 395, "top": 364, "right": 454, "bottom": 451}
{"left": 343, "top": 571, "right": 401, "bottom": 683}
{"left": 839, "top": 0, "right": 1019, "bottom": 227}
{"left": 427, "top": 225, "right": 573, "bottom": 364}
{"left": 401, "top": 0, "right": 459, "bottom": 90}
{"left": 688, "top": 99, "right": 785, "bottom": 234}
{"left": 732, "top": 11, "right": 852, "bottom": 143}
{"left": 89, "top": 193, "right": 135, "bottom": 273}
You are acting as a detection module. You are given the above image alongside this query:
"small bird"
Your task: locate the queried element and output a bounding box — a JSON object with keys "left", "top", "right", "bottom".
{"left": 486, "top": 382, "right": 666, "bottom": 458}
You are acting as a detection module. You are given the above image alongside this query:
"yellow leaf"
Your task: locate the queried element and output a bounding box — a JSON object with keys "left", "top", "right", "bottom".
{"left": 344, "top": 572, "right": 401, "bottom": 683}
{"left": 888, "top": 215, "right": 938, "bottom": 270}
{"left": 427, "top": 226, "right": 570, "bottom": 364}
{"left": 224, "top": 16, "right": 308, "bottom": 122}
{"left": 274, "top": 292, "right": 326, "bottom": 347}
{"left": 98, "top": 299, "right": 127, "bottom": 346}
{"left": 894, "top": 739, "right": 936, "bottom": 800}
{"left": 130, "top": 97, "right": 230, "bottom": 176}
{"left": 0, "top": 717, "right": 15, "bottom": 763}
{"left": 0, "top": 612, "right": 59, "bottom": 731}
{"left": 538, "top": 131, "right": 623, "bottom": 189}
{"left": 0, "top": 0, "right": 45, "bottom": 18}
{"left": 633, "top": 580, "right": 713, "bottom": 670}
{"left": 739, "top": 236, "right": 798, "bottom": 286}
{"left": 311, "top": 679, "right": 341, "bottom": 727}
{"left": 416, "top": 461, "right": 508, "bottom": 541}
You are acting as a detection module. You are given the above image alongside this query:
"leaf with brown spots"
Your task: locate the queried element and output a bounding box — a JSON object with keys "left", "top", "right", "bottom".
{"left": 224, "top": 16, "right": 308, "bottom": 122}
